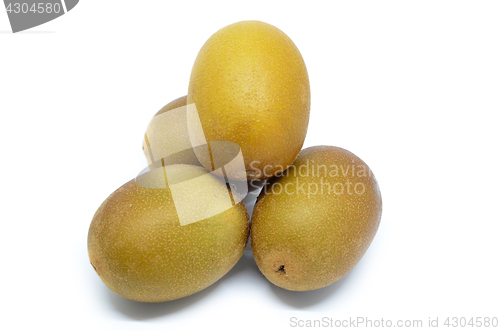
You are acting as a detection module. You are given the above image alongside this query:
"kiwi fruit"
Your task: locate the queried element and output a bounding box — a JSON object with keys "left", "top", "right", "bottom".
{"left": 188, "top": 20, "right": 310, "bottom": 181}
{"left": 251, "top": 146, "right": 382, "bottom": 291}
{"left": 88, "top": 164, "right": 249, "bottom": 302}
{"left": 142, "top": 96, "right": 202, "bottom": 167}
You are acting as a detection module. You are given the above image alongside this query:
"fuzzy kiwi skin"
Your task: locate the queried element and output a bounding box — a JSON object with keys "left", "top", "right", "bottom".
{"left": 142, "top": 95, "right": 203, "bottom": 167}
{"left": 251, "top": 146, "right": 382, "bottom": 291}
{"left": 88, "top": 165, "right": 249, "bottom": 302}
{"left": 188, "top": 21, "right": 310, "bottom": 180}
{"left": 143, "top": 95, "right": 187, "bottom": 149}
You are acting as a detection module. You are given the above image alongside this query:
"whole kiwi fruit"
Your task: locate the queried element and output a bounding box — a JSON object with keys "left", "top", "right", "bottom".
{"left": 188, "top": 20, "right": 310, "bottom": 180}
{"left": 142, "top": 96, "right": 202, "bottom": 167}
{"left": 88, "top": 164, "right": 249, "bottom": 302}
{"left": 251, "top": 146, "right": 382, "bottom": 291}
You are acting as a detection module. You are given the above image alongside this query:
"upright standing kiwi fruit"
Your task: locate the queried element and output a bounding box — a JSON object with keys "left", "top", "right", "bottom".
{"left": 188, "top": 21, "right": 310, "bottom": 180}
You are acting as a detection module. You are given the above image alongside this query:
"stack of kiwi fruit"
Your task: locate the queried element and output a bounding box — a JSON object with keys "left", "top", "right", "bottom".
{"left": 88, "top": 21, "right": 382, "bottom": 302}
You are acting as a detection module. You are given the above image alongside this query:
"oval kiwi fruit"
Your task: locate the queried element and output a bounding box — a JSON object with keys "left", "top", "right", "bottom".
{"left": 142, "top": 96, "right": 202, "bottom": 167}
{"left": 188, "top": 20, "right": 310, "bottom": 180}
{"left": 88, "top": 164, "right": 249, "bottom": 302}
{"left": 251, "top": 146, "right": 382, "bottom": 291}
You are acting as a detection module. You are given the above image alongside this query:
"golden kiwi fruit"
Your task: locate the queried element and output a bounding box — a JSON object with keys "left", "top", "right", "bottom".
{"left": 188, "top": 20, "right": 310, "bottom": 180}
{"left": 251, "top": 146, "right": 382, "bottom": 291}
{"left": 88, "top": 164, "right": 249, "bottom": 302}
{"left": 142, "top": 96, "right": 202, "bottom": 167}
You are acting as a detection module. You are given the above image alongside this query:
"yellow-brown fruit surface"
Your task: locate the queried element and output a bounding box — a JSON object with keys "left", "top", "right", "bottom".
{"left": 88, "top": 164, "right": 249, "bottom": 302}
{"left": 143, "top": 95, "right": 187, "bottom": 151}
{"left": 142, "top": 96, "right": 202, "bottom": 167}
{"left": 251, "top": 146, "right": 382, "bottom": 291}
{"left": 188, "top": 21, "right": 310, "bottom": 180}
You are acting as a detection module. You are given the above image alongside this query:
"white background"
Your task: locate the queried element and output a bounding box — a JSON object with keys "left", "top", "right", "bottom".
{"left": 1, "top": 1, "right": 499, "bottom": 330}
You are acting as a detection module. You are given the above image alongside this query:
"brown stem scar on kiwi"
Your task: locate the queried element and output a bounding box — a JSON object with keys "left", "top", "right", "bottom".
{"left": 90, "top": 262, "right": 98, "bottom": 273}
{"left": 277, "top": 265, "right": 286, "bottom": 275}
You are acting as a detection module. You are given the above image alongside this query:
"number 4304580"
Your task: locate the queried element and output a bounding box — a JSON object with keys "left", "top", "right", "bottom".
{"left": 444, "top": 317, "right": 498, "bottom": 328}
{"left": 6, "top": 3, "right": 62, "bottom": 14}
